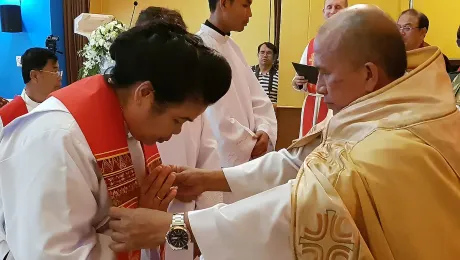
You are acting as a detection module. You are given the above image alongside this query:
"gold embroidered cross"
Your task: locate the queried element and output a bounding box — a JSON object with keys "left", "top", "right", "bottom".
{"left": 299, "top": 210, "right": 356, "bottom": 259}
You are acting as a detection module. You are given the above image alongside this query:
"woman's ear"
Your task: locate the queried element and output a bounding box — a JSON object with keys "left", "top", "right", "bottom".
{"left": 133, "top": 81, "right": 154, "bottom": 105}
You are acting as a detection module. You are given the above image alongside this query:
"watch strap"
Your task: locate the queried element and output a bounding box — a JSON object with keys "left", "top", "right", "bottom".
{"left": 171, "top": 213, "right": 186, "bottom": 228}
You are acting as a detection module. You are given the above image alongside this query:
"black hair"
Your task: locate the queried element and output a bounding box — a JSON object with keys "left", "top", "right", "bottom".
{"left": 400, "top": 9, "right": 429, "bottom": 31}
{"left": 457, "top": 25, "right": 460, "bottom": 39}
{"left": 457, "top": 25, "right": 460, "bottom": 48}
{"left": 136, "top": 6, "right": 187, "bottom": 30}
{"left": 257, "top": 42, "right": 279, "bottom": 70}
{"left": 108, "top": 21, "right": 232, "bottom": 106}
{"left": 208, "top": 0, "right": 235, "bottom": 12}
{"left": 257, "top": 42, "right": 278, "bottom": 56}
{"left": 21, "top": 48, "right": 58, "bottom": 84}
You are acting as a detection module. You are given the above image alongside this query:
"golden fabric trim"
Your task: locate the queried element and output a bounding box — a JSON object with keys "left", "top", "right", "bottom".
{"left": 94, "top": 147, "right": 130, "bottom": 157}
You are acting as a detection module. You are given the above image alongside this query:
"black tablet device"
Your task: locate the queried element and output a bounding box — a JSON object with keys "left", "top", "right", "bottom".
{"left": 292, "top": 62, "right": 319, "bottom": 84}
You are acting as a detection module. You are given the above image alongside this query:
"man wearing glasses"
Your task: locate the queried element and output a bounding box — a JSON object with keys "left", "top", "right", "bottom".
{"left": 0, "top": 47, "right": 62, "bottom": 126}
{"left": 397, "top": 9, "right": 453, "bottom": 72}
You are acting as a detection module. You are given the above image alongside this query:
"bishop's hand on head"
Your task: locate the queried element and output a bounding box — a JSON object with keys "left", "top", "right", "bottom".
{"left": 139, "top": 165, "right": 178, "bottom": 211}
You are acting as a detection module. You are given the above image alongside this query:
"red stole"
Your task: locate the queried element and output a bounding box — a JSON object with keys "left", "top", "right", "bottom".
{"left": 300, "top": 38, "right": 328, "bottom": 137}
{"left": 52, "top": 75, "right": 162, "bottom": 260}
{"left": 0, "top": 96, "right": 28, "bottom": 126}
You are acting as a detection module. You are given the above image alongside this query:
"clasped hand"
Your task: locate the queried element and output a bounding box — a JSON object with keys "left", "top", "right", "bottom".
{"left": 251, "top": 130, "right": 269, "bottom": 159}
{"left": 139, "top": 165, "right": 178, "bottom": 211}
{"left": 109, "top": 165, "right": 178, "bottom": 252}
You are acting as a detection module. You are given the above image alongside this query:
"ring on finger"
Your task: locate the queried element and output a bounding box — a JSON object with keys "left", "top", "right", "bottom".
{"left": 155, "top": 195, "right": 162, "bottom": 201}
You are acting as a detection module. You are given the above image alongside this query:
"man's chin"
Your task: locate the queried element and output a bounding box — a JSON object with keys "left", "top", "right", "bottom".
{"left": 235, "top": 25, "right": 247, "bottom": 32}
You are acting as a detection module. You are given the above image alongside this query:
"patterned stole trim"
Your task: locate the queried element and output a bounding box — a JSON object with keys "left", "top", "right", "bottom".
{"left": 96, "top": 149, "right": 141, "bottom": 260}
{"left": 0, "top": 96, "right": 28, "bottom": 126}
{"left": 95, "top": 147, "right": 140, "bottom": 208}
{"left": 142, "top": 144, "right": 165, "bottom": 260}
{"left": 144, "top": 144, "right": 162, "bottom": 172}
{"left": 305, "top": 38, "right": 316, "bottom": 93}
{"left": 52, "top": 75, "right": 163, "bottom": 260}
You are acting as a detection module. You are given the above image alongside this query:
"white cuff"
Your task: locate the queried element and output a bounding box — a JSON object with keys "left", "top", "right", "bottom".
{"left": 188, "top": 204, "right": 225, "bottom": 260}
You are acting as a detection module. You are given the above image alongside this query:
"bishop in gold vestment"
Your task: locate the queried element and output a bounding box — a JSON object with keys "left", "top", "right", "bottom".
{"left": 291, "top": 45, "right": 460, "bottom": 259}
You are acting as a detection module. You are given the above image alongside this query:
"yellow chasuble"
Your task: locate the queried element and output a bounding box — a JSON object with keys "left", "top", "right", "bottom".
{"left": 290, "top": 47, "right": 460, "bottom": 259}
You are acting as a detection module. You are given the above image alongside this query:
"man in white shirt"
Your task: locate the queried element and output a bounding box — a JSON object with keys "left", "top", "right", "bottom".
{"left": 0, "top": 47, "right": 62, "bottom": 126}
{"left": 197, "top": 0, "right": 278, "bottom": 188}
{"left": 136, "top": 7, "right": 223, "bottom": 259}
{"left": 0, "top": 98, "right": 7, "bottom": 108}
{"left": 137, "top": 6, "right": 222, "bottom": 209}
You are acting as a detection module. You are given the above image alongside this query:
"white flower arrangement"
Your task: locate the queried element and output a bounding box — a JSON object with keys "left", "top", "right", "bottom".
{"left": 78, "top": 20, "right": 128, "bottom": 78}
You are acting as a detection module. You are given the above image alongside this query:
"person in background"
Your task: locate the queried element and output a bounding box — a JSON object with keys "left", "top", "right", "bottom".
{"left": 457, "top": 24, "right": 460, "bottom": 72}
{"left": 137, "top": 6, "right": 188, "bottom": 29}
{"left": 136, "top": 7, "right": 223, "bottom": 259}
{"left": 251, "top": 42, "right": 279, "bottom": 104}
{"left": 292, "top": 0, "right": 348, "bottom": 137}
{"left": 457, "top": 24, "right": 460, "bottom": 50}
{"left": 196, "top": 0, "right": 278, "bottom": 203}
{"left": 397, "top": 9, "right": 454, "bottom": 72}
{"left": 0, "top": 98, "right": 8, "bottom": 108}
{"left": 292, "top": 0, "right": 348, "bottom": 91}
{"left": 0, "top": 48, "right": 62, "bottom": 126}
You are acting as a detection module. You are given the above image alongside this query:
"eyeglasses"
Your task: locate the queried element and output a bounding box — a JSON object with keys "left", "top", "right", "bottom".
{"left": 40, "top": 70, "right": 63, "bottom": 77}
{"left": 259, "top": 51, "right": 274, "bottom": 57}
{"left": 397, "top": 25, "right": 421, "bottom": 32}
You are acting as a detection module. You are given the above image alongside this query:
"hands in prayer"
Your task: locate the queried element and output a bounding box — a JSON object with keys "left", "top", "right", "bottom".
{"left": 108, "top": 165, "right": 228, "bottom": 253}
{"left": 109, "top": 165, "right": 178, "bottom": 252}
{"left": 109, "top": 207, "right": 173, "bottom": 252}
{"left": 251, "top": 130, "right": 269, "bottom": 158}
{"left": 139, "top": 165, "right": 177, "bottom": 211}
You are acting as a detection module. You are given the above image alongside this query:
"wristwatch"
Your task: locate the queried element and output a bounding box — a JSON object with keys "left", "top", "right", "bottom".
{"left": 165, "top": 213, "right": 191, "bottom": 250}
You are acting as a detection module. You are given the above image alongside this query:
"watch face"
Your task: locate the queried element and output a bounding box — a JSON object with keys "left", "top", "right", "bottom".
{"left": 167, "top": 228, "right": 190, "bottom": 249}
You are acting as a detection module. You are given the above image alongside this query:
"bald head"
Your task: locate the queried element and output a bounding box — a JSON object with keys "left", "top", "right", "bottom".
{"left": 317, "top": 4, "right": 407, "bottom": 80}
{"left": 314, "top": 5, "right": 407, "bottom": 114}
